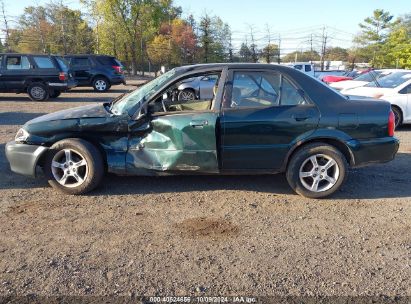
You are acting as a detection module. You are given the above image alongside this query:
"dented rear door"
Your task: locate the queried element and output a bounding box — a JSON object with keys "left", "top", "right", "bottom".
{"left": 126, "top": 111, "right": 219, "bottom": 175}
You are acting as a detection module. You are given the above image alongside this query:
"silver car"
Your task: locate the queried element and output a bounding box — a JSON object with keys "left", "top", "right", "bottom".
{"left": 177, "top": 74, "right": 219, "bottom": 101}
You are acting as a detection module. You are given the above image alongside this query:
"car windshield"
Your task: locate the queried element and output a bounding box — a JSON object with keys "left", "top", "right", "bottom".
{"left": 111, "top": 69, "right": 176, "bottom": 115}
{"left": 353, "top": 70, "right": 382, "bottom": 82}
{"left": 365, "top": 71, "right": 411, "bottom": 88}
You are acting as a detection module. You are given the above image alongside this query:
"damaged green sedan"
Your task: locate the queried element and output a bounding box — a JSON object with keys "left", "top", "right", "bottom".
{"left": 5, "top": 64, "right": 399, "bottom": 198}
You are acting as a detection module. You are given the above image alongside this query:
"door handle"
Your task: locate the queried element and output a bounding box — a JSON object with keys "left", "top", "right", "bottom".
{"left": 292, "top": 114, "right": 311, "bottom": 121}
{"left": 190, "top": 120, "right": 208, "bottom": 128}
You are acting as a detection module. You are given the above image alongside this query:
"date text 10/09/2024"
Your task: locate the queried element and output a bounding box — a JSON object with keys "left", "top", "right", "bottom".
{"left": 148, "top": 296, "right": 257, "bottom": 303}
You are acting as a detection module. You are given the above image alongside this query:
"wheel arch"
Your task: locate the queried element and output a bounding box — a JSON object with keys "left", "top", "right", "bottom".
{"left": 37, "top": 136, "right": 108, "bottom": 173}
{"left": 283, "top": 137, "right": 354, "bottom": 171}
{"left": 92, "top": 74, "right": 110, "bottom": 85}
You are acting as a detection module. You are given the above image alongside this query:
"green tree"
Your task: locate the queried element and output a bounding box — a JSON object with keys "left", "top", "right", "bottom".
{"left": 282, "top": 50, "right": 320, "bottom": 62}
{"left": 354, "top": 9, "right": 397, "bottom": 67}
{"left": 325, "top": 47, "right": 348, "bottom": 61}
{"left": 261, "top": 43, "right": 279, "bottom": 63}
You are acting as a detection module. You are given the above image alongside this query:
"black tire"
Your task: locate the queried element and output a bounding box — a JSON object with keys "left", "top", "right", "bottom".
{"left": 178, "top": 89, "right": 196, "bottom": 101}
{"left": 27, "top": 82, "right": 49, "bottom": 101}
{"left": 44, "top": 138, "right": 104, "bottom": 195}
{"left": 49, "top": 90, "right": 61, "bottom": 98}
{"left": 286, "top": 143, "right": 348, "bottom": 199}
{"left": 392, "top": 106, "right": 402, "bottom": 129}
{"left": 92, "top": 77, "right": 110, "bottom": 92}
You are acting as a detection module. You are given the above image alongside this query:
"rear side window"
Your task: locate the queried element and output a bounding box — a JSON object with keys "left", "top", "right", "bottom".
{"left": 6, "top": 56, "right": 31, "bottom": 70}
{"left": 72, "top": 57, "right": 90, "bottom": 67}
{"left": 33, "top": 56, "right": 55, "bottom": 69}
{"left": 305, "top": 65, "right": 312, "bottom": 72}
{"left": 96, "top": 56, "right": 119, "bottom": 66}
{"left": 56, "top": 57, "right": 69, "bottom": 72}
{"left": 281, "top": 77, "right": 306, "bottom": 106}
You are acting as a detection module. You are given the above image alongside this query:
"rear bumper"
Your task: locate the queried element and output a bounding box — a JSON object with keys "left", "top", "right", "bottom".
{"left": 5, "top": 141, "right": 48, "bottom": 177}
{"left": 110, "top": 76, "right": 126, "bottom": 85}
{"left": 48, "top": 79, "right": 77, "bottom": 91}
{"left": 347, "top": 137, "right": 400, "bottom": 167}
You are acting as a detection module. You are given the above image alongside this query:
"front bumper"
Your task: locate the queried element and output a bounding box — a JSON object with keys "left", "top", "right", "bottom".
{"left": 347, "top": 137, "right": 400, "bottom": 167}
{"left": 5, "top": 141, "right": 48, "bottom": 177}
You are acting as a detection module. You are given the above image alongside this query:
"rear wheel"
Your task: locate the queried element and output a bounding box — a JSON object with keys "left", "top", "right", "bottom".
{"left": 44, "top": 139, "right": 104, "bottom": 195}
{"left": 286, "top": 143, "right": 348, "bottom": 198}
{"left": 93, "top": 77, "right": 110, "bottom": 92}
{"left": 392, "top": 106, "right": 402, "bottom": 129}
{"left": 27, "top": 82, "right": 49, "bottom": 101}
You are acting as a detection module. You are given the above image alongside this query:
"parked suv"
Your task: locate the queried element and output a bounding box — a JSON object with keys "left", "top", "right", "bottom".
{"left": 0, "top": 53, "right": 76, "bottom": 101}
{"left": 64, "top": 55, "right": 126, "bottom": 92}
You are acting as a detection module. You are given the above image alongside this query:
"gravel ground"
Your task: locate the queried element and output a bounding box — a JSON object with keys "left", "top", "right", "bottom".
{"left": 0, "top": 81, "right": 410, "bottom": 300}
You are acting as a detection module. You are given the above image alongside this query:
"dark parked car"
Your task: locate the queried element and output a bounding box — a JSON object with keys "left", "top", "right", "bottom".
{"left": 5, "top": 63, "right": 399, "bottom": 198}
{"left": 64, "top": 54, "right": 126, "bottom": 92}
{"left": 0, "top": 53, "right": 76, "bottom": 101}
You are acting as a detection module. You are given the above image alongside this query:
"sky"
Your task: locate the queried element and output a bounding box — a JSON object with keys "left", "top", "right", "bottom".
{"left": 2, "top": 0, "right": 411, "bottom": 54}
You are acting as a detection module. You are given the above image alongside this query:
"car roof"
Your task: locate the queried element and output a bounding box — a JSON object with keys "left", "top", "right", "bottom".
{"left": 0, "top": 53, "right": 58, "bottom": 57}
{"left": 64, "top": 54, "right": 115, "bottom": 58}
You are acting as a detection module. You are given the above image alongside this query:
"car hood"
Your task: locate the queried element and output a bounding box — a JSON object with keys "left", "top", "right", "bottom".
{"left": 26, "top": 103, "right": 111, "bottom": 125}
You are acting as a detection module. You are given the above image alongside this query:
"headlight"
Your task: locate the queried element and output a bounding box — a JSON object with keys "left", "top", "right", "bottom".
{"left": 15, "top": 128, "right": 29, "bottom": 142}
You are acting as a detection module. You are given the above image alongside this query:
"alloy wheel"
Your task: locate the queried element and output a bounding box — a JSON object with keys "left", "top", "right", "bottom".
{"left": 95, "top": 79, "right": 107, "bottom": 91}
{"left": 299, "top": 154, "right": 340, "bottom": 193}
{"left": 51, "top": 149, "right": 88, "bottom": 188}
{"left": 179, "top": 90, "right": 195, "bottom": 101}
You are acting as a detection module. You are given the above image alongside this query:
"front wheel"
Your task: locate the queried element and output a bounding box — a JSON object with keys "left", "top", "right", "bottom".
{"left": 286, "top": 143, "right": 348, "bottom": 198}
{"left": 44, "top": 139, "right": 104, "bottom": 195}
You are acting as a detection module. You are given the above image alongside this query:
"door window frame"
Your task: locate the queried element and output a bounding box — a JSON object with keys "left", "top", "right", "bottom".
{"left": 132, "top": 67, "right": 228, "bottom": 120}
{"left": 222, "top": 69, "right": 311, "bottom": 111}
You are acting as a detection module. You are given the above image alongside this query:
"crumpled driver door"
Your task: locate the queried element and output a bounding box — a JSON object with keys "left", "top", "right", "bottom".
{"left": 126, "top": 111, "right": 219, "bottom": 175}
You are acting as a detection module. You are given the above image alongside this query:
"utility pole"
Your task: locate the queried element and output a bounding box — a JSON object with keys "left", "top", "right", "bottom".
{"left": 277, "top": 34, "right": 281, "bottom": 64}
{"left": 248, "top": 25, "right": 258, "bottom": 63}
{"left": 265, "top": 24, "right": 271, "bottom": 63}
{"left": 1, "top": 0, "right": 10, "bottom": 52}
{"left": 320, "top": 27, "right": 328, "bottom": 70}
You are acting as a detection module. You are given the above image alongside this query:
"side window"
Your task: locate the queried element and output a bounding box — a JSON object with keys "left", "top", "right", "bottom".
{"left": 6, "top": 56, "right": 31, "bottom": 70}
{"left": 280, "top": 77, "right": 306, "bottom": 106}
{"left": 224, "top": 71, "right": 307, "bottom": 109}
{"left": 227, "top": 71, "right": 280, "bottom": 108}
{"left": 399, "top": 84, "right": 411, "bottom": 94}
{"left": 148, "top": 72, "right": 221, "bottom": 113}
{"left": 33, "top": 56, "right": 55, "bottom": 69}
{"left": 72, "top": 57, "right": 90, "bottom": 67}
{"left": 305, "top": 65, "right": 312, "bottom": 72}
{"left": 294, "top": 65, "right": 303, "bottom": 70}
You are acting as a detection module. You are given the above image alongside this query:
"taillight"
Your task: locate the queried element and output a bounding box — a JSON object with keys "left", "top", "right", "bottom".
{"left": 388, "top": 110, "right": 395, "bottom": 136}
{"left": 112, "top": 65, "right": 123, "bottom": 74}
{"left": 59, "top": 72, "right": 67, "bottom": 81}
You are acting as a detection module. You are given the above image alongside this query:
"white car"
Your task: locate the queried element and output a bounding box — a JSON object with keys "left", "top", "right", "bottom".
{"left": 330, "top": 69, "right": 404, "bottom": 91}
{"left": 342, "top": 71, "right": 411, "bottom": 128}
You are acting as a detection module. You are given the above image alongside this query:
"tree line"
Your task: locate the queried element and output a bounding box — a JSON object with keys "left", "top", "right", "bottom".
{"left": 1, "top": 1, "right": 410, "bottom": 74}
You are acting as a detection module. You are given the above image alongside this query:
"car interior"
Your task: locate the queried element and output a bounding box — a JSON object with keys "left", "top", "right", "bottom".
{"left": 148, "top": 72, "right": 221, "bottom": 113}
